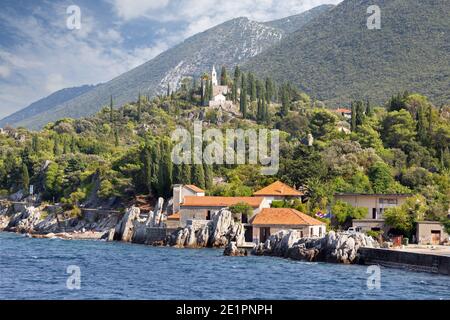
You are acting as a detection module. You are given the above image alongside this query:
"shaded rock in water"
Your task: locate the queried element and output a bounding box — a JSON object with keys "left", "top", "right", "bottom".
{"left": 224, "top": 242, "right": 248, "bottom": 257}
{"left": 168, "top": 209, "right": 245, "bottom": 249}
{"left": 253, "top": 230, "right": 379, "bottom": 264}
{"left": 6, "top": 206, "right": 42, "bottom": 233}
{"left": 114, "top": 206, "right": 140, "bottom": 242}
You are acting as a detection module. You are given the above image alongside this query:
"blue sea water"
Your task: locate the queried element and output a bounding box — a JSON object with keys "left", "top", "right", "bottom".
{"left": 0, "top": 232, "right": 449, "bottom": 300}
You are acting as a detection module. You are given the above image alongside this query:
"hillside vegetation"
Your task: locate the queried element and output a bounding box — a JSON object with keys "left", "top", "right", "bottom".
{"left": 1, "top": 66, "right": 449, "bottom": 237}
{"left": 245, "top": 0, "right": 450, "bottom": 107}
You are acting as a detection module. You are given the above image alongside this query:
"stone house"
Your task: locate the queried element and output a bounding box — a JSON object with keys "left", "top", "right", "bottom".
{"left": 172, "top": 184, "right": 205, "bottom": 214}
{"left": 253, "top": 181, "right": 304, "bottom": 205}
{"left": 251, "top": 208, "right": 326, "bottom": 243}
{"left": 334, "top": 193, "right": 411, "bottom": 232}
{"left": 179, "top": 196, "right": 269, "bottom": 227}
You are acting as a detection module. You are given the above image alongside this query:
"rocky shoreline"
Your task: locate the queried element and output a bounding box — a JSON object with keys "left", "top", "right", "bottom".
{"left": 0, "top": 201, "right": 379, "bottom": 266}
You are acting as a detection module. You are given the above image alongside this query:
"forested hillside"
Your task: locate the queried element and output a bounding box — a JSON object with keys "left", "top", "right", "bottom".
{"left": 1, "top": 66, "right": 449, "bottom": 236}
{"left": 245, "top": 0, "right": 450, "bottom": 106}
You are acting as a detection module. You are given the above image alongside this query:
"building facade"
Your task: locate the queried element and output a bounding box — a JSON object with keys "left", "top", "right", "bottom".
{"left": 251, "top": 208, "right": 326, "bottom": 243}
{"left": 253, "top": 181, "right": 304, "bottom": 205}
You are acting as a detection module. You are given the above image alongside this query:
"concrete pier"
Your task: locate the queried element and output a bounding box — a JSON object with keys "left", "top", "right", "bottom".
{"left": 359, "top": 247, "right": 450, "bottom": 276}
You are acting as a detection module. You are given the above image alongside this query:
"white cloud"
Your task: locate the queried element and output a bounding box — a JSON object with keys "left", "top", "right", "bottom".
{"left": 0, "top": 0, "right": 342, "bottom": 119}
{"left": 0, "top": 65, "right": 11, "bottom": 78}
{"left": 111, "top": 0, "right": 170, "bottom": 20}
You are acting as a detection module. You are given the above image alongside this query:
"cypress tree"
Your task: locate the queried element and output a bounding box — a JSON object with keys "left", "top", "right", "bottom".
{"left": 249, "top": 74, "right": 257, "bottom": 102}
{"left": 167, "top": 83, "right": 170, "bottom": 97}
{"left": 428, "top": 105, "right": 433, "bottom": 142}
{"left": 31, "top": 134, "right": 39, "bottom": 154}
{"left": 351, "top": 102, "right": 357, "bottom": 131}
{"left": 280, "top": 85, "right": 290, "bottom": 117}
{"left": 204, "top": 80, "right": 210, "bottom": 105}
{"left": 240, "top": 75, "right": 247, "bottom": 118}
{"left": 157, "top": 140, "right": 173, "bottom": 198}
{"left": 204, "top": 164, "right": 213, "bottom": 190}
{"left": 234, "top": 66, "right": 241, "bottom": 83}
{"left": 70, "top": 136, "right": 77, "bottom": 153}
{"left": 142, "top": 147, "right": 152, "bottom": 194}
{"left": 265, "top": 77, "right": 273, "bottom": 103}
{"left": 114, "top": 128, "right": 119, "bottom": 147}
{"left": 180, "top": 162, "right": 192, "bottom": 185}
{"left": 355, "top": 100, "right": 365, "bottom": 127}
{"left": 109, "top": 95, "right": 114, "bottom": 123}
{"left": 53, "top": 135, "right": 61, "bottom": 156}
{"left": 417, "top": 106, "right": 427, "bottom": 144}
{"left": 137, "top": 92, "right": 142, "bottom": 122}
{"left": 192, "top": 164, "right": 206, "bottom": 189}
{"left": 201, "top": 79, "right": 206, "bottom": 106}
{"left": 208, "top": 80, "right": 213, "bottom": 101}
{"left": 150, "top": 143, "right": 161, "bottom": 195}
{"left": 63, "top": 139, "right": 69, "bottom": 154}
{"left": 366, "top": 98, "right": 373, "bottom": 117}
{"left": 220, "top": 66, "right": 228, "bottom": 86}
{"left": 22, "top": 163, "right": 30, "bottom": 193}
{"left": 173, "top": 164, "right": 183, "bottom": 185}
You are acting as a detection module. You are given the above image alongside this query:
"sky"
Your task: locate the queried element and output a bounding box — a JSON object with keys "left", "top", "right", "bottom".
{"left": 0, "top": 0, "right": 342, "bottom": 119}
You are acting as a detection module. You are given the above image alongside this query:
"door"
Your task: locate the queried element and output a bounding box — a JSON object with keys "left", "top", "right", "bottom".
{"left": 260, "top": 227, "right": 270, "bottom": 243}
{"left": 244, "top": 226, "right": 253, "bottom": 243}
{"left": 431, "top": 231, "right": 441, "bottom": 245}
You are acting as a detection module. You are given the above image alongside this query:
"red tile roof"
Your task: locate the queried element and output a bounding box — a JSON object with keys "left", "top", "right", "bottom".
{"left": 167, "top": 212, "right": 180, "bottom": 220}
{"left": 253, "top": 181, "right": 303, "bottom": 197}
{"left": 182, "top": 196, "right": 263, "bottom": 208}
{"left": 185, "top": 185, "right": 205, "bottom": 193}
{"left": 334, "top": 108, "right": 352, "bottom": 114}
{"left": 251, "top": 208, "right": 325, "bottom": 226}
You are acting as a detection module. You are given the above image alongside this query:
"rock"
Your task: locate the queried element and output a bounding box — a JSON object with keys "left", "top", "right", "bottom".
{"left": 114, "top": 206, "right": 140, "bottom": 242}
{"left": 252, "top": 231, "right": 379, "bottom": 265}
{"left": 9, "top": 190, "right": 24, "bottom": 202}
{"left": 224, "top": 242, "right": 247, "bottom": 257}
{"left": 168, "top": 209, "right": 246, "bottom": 249}
{"left": 7, "top": 206, "right": 42, "bottom": 233}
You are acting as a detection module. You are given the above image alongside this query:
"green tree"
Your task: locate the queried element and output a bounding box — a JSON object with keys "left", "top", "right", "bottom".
{"left": 351, "top": 102, "right": 356, "bottom": 131}
{"left": 192, "top": 164, "right": 206, "bottom": 189}
{"left": 280, "top": 84, "right": 290, "bottom": 117}
{"left": 137, "top": 92, "right": 142, "bottom": 122}
{"left": 21, "top": 163, "right": 30, "bottom": 193}
{"left": 220, "top": 66, "right": 228, "bottom": 85}
{"left": 382, "top": 110, "right": 416, "bottom": 149}
{"left": 204, "top": 164, "right": 213, "bottom": 190}
{"left": 240, "top": 75, "right": 248, "bottom": 118}
{"left": 384, "top": 195, "right": 427, "bottom": 236}
{"left": 109, "top": 95, "right": 114, "bottom": 123}
{"left": 368, "top": 162, "right": 395, "bottom": 193}
{"left": 331, "top": 200, "right": 367, "bottom": 226}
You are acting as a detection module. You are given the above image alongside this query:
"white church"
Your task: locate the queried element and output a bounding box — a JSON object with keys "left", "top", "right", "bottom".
{"left": 208, "top": 65, "right": 234, "bottom": 110}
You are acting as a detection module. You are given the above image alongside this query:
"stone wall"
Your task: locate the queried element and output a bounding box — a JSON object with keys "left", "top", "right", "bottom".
{"left": 359, "top": 248, "right": 450, "bottom": 276}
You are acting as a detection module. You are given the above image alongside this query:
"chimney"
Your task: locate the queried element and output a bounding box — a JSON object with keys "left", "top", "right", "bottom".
{"left": 173, "top": 184, "right": 183, "bottom": 213}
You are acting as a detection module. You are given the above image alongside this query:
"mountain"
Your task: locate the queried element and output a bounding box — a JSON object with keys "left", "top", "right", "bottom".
{"left": 0, "top": 85, "right": 97, "bottom": 128}
{"left": 264, "top": 4, "right": 334, "bottom": 33}
{"left": 1, "top": 5, "right": 334, "bottom": 130}
{"left": 245, "top": 0, "right": 450, "bottom": 106}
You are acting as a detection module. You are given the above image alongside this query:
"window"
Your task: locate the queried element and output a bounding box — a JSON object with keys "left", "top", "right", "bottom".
{"left": 319, "top": 227, "right": 323, "bottom": 237}
{"left": 379, "top": 198, "right": 398, "bottom": 205}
